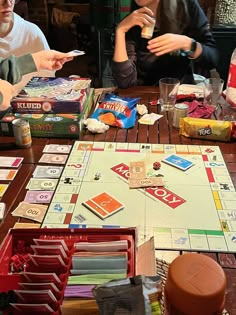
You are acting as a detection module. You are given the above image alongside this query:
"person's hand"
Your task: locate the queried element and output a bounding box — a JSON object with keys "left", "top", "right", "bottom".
{"left": 147, "top": 33, "right": 192, "bottom": 56}
{"left": 0, "top": 80, "right": 15, "bottom": 111}
{"left": 32, "top": 50, "right": 74, "bottom": 71}
{"left": 117, "top": 7, "right": 155, "bottom": 34}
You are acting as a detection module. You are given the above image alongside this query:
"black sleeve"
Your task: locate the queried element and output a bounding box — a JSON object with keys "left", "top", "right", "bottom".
{"left": 112, "top": 29, "right": 139, "bottom": 89}
{"left": 186, "top": 0, "right": 219, "bottom": 69}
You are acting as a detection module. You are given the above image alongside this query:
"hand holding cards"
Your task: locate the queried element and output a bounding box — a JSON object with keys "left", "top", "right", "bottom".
{"left": 162, "top": 154, "right": 194, "bottom": 171}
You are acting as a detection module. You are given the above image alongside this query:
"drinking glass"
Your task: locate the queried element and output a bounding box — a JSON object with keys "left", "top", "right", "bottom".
{"left": 159, "top": 78, "right": 180, "bottom": 111}
{"left": 203, "top": 78, "right": 224, "bottom": 108}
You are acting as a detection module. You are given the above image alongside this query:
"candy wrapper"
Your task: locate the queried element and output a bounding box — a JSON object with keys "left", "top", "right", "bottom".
{"left": 179, "top": 117, "right": 232, "bottom": 142}
{"left": 91, "top": 93, "right": 140, "bottom": 128}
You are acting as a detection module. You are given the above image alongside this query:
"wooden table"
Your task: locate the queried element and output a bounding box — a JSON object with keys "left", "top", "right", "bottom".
{"left": 0, "top": 86, "right": 236, "bottom": 314}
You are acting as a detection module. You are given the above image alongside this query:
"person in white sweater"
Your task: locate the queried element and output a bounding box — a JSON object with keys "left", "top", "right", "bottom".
{"left": 0, "top": 0, "right": 54, "bottom": 87}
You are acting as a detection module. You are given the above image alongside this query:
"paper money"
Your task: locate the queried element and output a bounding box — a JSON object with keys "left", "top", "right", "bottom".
{"left": 26, "top": 178, "right": 58, "bottom": 191}
{"left": 129, "top": 161, "right": 146, "bottom": 179}
{"left": 128, "top": 177, "right": 164, "bottom": 189}
{"left": 11, "top": 202, "right": 48, "bottom": 223}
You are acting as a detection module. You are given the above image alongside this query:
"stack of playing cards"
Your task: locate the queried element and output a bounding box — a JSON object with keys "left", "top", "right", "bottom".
{"left": 82, "top": 192, "right": 124, "bottom": 219}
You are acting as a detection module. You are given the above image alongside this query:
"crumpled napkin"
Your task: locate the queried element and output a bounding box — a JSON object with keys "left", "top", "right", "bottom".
{"left": 186, "top": 100, "right": 215, "bottom": 118}
{"left": 84, "top": 118, "right": 109, "bottom": 133}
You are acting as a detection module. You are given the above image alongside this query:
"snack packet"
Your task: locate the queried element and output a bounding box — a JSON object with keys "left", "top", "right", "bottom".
{"left": 91, "top": 93, "right": 140, "bottom": 128}
{"left": 92, "top": 275, "right": 162, "bottom": 315}
{"left": 179, "top": 117, "right": 232, "bottom": 142}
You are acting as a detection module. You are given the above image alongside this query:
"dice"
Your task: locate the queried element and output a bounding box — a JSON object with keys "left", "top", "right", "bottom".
{"left": 153, "top": 161, "right": 161, "bottom": 170}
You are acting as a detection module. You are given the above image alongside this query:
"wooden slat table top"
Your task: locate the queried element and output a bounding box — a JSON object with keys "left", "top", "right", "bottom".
{"left": 0, "top": 86, "right": 236, "bottom": 314}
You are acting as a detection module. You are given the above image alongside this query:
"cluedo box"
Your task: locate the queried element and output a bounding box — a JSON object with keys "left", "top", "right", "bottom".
{"left": 0, "top": 89, "right": 94, "bottom": 138}
{"left": 11, "top": 77, "right": 91, "bottom": 114}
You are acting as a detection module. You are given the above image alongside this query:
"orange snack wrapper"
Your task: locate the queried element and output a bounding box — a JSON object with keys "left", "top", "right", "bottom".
{"left": 179, "top": 117, "right": 232, "bottom": 142}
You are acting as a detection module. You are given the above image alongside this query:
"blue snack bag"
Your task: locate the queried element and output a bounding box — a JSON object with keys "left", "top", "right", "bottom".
{"left": 91, "top": 93, "right": 140, "bottom": 128}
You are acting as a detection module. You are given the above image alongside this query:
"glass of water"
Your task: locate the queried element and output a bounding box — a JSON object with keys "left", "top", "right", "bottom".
{"left": 159, "top": 78, "right": 180, "bottom": 111}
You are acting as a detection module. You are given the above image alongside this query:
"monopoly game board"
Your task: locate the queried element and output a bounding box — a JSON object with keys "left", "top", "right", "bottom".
{"left": 41, "top": 141, "right": 236, "bottom": 253}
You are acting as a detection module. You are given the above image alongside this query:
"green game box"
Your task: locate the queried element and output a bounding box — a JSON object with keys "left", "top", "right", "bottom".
{"left": 0, "top": 89, "right": 94, "bottom": 139}
{"left": 11, "top": 77, "right": 91, "bottom": 114}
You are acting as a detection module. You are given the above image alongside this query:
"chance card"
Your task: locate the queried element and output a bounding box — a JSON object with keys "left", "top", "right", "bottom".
{"left": 83, "top": 192, "right": 124, "bottom": 220}
{"left": 162, "top": 154, "right": 194, "bottom": 171}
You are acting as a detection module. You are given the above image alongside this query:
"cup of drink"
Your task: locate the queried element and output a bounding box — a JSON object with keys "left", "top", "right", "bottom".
{"left": 159, "top": 78, "right": 180, "bottom": 111}
{"left": 203, "top": 78, "right": 224, "bottom": 108}
{"left": 141, "top": 17, "right": 156, "bottom": 39}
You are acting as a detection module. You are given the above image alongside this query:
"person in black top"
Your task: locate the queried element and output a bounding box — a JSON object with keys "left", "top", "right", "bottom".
{"left": 112, "top": 0, "right": 219, "bottom": 88}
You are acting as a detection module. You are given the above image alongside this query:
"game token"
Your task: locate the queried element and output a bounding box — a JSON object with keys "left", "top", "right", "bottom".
{"left": 94, "top": 172, "right": 101, "bottom": 180}
{"left": 153, "top": 161, "right": 161, "bottom": 170}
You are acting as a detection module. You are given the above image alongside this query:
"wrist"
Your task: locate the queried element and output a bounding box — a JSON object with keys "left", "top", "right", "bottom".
{"left": 182, "top": 36, "right": 193, "bottom": 51}
{"left": 116, "top": 27, "right": 126, "bottom": 37}
{"left": 180, "top": 38, "right": 197, "bottom": 57}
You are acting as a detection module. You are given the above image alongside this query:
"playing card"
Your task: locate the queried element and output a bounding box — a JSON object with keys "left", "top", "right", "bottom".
{"left": 21, "top": 272, "right": 62, "bottom": 287}
{"left": 31, "top": 245, "right": 68, "bottom": 259}
{"left": 10, "top": 303, "right": 54, "bottom": 313}
{"left": 39, "top": 154, "right": 68, "bottom": 165}
{"left": 43, "top": 144, "right": 72, "bottom": 154}
{"left": 0, "top": 156, "right": 23, "bottom": 168}
{"left": 33, "top": 166, "right": 63, "bottom": 178}
{"left": 0, "top": 169, "right": 18, "bottom": 180}
{"left": 14, "top": 289, "right": 57, "bottom": 304}
{"left": 11, "top": 202, "right": 48, "bottom": 223}
{"left": 83, "top": 192, "right": 124, "bottom": 219}
{"left": 66, "top": 49, "right": 85, "bottom": 57}
{"left": 33, "top": 238, "right": 69, "bottom": 252}
{"left": 29, "top": 254, "right": 66, "bottom": 269}
{"left": 162, "top": 154, "right": 194, "bottom": 171}
{"left": 24, "top": 191, "right": 54, "bottom": 204}
{"left": 26, "top": 178, "right": 58, "bottom": 191}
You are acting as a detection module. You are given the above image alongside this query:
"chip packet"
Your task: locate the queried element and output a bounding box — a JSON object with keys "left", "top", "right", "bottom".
{"left": 92, "top": 275, "right": 162, "bottom": 315}
{"left": 91, "top": 93, "right": 140, "bottom": 128}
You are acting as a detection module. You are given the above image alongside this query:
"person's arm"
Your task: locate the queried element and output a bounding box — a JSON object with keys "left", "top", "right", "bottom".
{"left": 147, "top": 0, "right": 218, "bottom": 68}
{"left": 0, "top": 54, "right": 37, "bottom": 85}
{"left": 112, "top": 33, "right": 139, "bottom": 89}
{"left": 112, "top": 7, "right": 155, "bottom": 88}
{"left": 187, "top": 0, "right": 219, "bottom": 68}
{"left": 0, "top": 80, "right": 15, "bottom": 111}
{"left": 0, "top": 50, "right": 73, "bottom": 85}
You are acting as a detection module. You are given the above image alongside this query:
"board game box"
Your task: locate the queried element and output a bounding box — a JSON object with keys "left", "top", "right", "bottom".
{"left": 0, "top": 89, "right": 94, "bottom": 138}
{"left": 11, "top": 77, "right": 91, "bottom": 114}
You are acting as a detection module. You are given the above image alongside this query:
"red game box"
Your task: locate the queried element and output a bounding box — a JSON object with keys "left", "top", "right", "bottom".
{"left": 0, "top": 228, "right": 155, "bottom": 315}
